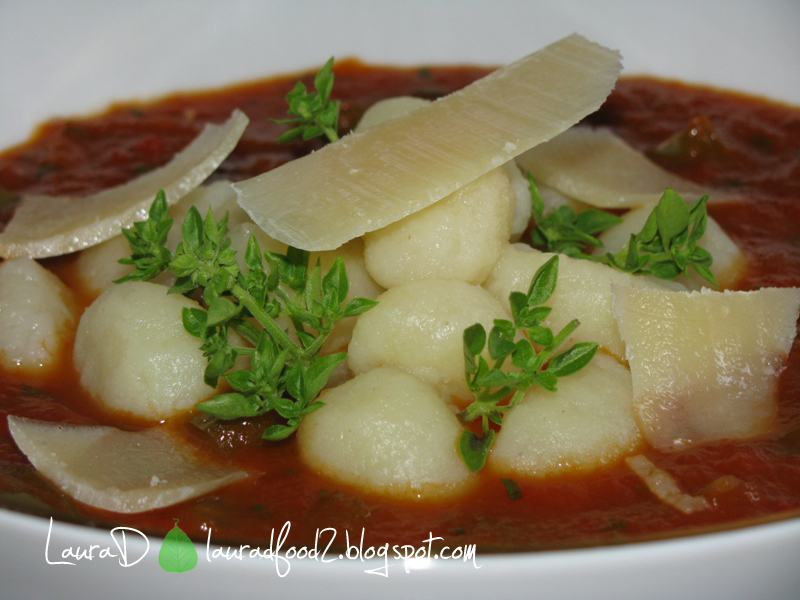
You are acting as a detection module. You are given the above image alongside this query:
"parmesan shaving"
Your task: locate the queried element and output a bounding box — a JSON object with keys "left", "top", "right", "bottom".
{"left": 7, "top": 416, "right": 247, "bottom": 513}
{"left": 0, "top": 110, "right": 249, "bottom": 258}
{"left": 612, "top": 285, "right": 800, "bottom": 450}
{"left": 516, "top": 126, "right": 733, "bottom": 208}
{"left": 626, "top": 454, "right": 710, "bottom": 514}
{"left": 235, "top": 34, "right": 621, "bottom": 251}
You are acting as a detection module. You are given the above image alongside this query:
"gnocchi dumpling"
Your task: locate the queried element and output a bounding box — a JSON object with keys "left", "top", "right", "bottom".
{"left": 74, "top": 234, "right": 136, "bottom": 298}
{"left": 227, "top": 220, "right": 287, "bottom": 260}
{"left": 0, "top": 258, "right": 77, "bottom": 373}
{"left": 348, "top": 279, "right": 510, "bottom": 404}
{"left": 166, "top": 179, "right": 250, "bottom": 250}
{"left": 312, "top": 238, "right": 385, "bottom": 352}
{"left": 354, "top": 96, "right": 431, "bottom": 133}
{"left": 490, "top": 353, "right": 641, "bottom": 477}
{"left": 228, "top": 223, "right": 382, "bottom": 305}
{"left": 363, "top": 168, "right": 515, "bottom": 288}
{"left": 298, "top": 367, "right": 473, "bottom": 499}
{"left": 483, "top": 244, "right": 681, "bottom": 358}
{"left": 74, "top": 281, "right": 218, "bottom": 420}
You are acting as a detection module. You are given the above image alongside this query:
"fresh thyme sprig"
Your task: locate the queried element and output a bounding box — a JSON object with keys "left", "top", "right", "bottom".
{"left": 458, "top": 255, "right": 598, "bottom": 472}
{"left": 116, "top": 190, "right": 376, "bottom": 440}
{"left": 271, "top": 57, "right": 341, "bottom": 144}
{"left": 527, "top": 175, "right": 717, "bottom": 288}
{"left": 594, "top": 188, "right": 717, "bottom": 287}
{"left": 528, "top": 174, "right": 622, "bottom": 258}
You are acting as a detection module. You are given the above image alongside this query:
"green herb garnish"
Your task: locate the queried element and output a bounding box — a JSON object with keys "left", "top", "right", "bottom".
{"left": 528, "top": 174, "right": 622, "bottom": 258}
{"left": 458, "top": 255, "right": 598, "bottom": 471}
{"left": 527, "top": 174, "right": 717, "bottom": 288}
{"left": 594, "top": 188, "right": 717, "bottom": 287}
{"left": 271, "top": 57, "right": 341, "bottom": 144}
{"left": 501, "top": 477, "right": 523, "bottom": 501}
{"left": 116, "top": 190, "right": 376, "bottom": 440}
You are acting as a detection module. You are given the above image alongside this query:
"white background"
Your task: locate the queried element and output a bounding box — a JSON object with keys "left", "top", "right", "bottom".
{"left": 1, "top": 0, "right": 799, "bottom": 149}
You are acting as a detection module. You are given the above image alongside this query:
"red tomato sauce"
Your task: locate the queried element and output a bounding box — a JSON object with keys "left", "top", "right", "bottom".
{"left": 1, "top": 62, "right": 799, "bottom": 552}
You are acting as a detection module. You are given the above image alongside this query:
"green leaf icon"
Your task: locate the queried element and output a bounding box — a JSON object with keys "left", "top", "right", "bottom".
{"left": 158, "top": 519, "right": 198, "bottom": 573}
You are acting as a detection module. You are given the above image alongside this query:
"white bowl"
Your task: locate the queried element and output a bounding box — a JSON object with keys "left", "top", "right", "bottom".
{"left": 1, "top": 508, "right": 799, "bottom": 600}
{"left": 1, "top": 1, "right": 799, "bottom": 598}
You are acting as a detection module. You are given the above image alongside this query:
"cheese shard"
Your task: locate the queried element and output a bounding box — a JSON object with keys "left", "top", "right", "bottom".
{"left": 612, "top": 285, "right": 800, "bottom": 451}
{"left": 234, "top": 35, "right": 621, "bottom": 251}
{"left": 0, "top": 110, "right": 248, "bottom": 259}
{"left": 516, "top": 126, "right": 734, "bottom": 208}
{"left": 359, "top": 96, "right": 533, "bottom": 244}
{"left": 7, "top": 416, "right": 248, "bottom": 513}
{"left": 625, "top": 455, "right": 710, "bottom": 514}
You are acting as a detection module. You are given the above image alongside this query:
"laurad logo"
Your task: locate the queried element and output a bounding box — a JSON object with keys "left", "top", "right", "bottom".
{"left": 158, "top": 519, "right": 198, "bottom": 573}
{"left": 44, "top": 517, "right": 150, "bottom": 567}
{"left": 44, "top": 516, "right": 480, "bottom": 577}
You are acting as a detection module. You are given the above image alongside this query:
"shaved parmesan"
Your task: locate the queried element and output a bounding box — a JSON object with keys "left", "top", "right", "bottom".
{"left": 516, "top": 126, "right": 731, "bottom": 209}
{"left": 625, "top": 455, "right": 710, "bottom": 514}
{"left": 612, "top": 285, "right": 800, "bottom": 451}
{"left": 7, "top": 416, "right": 247, "bottom": 513}
{"left": 0, "top": 110, "right": 248, "bottom": 258}
{"left": 357, "top": 96, "right": 530, "bottom": 243}
{"left": 235, "top": 35, "right": 621, "bottom": 250}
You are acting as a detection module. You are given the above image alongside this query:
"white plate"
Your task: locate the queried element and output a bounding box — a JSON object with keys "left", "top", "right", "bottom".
{"left": 1, "top": 1, "right": 800, "bottom": 598}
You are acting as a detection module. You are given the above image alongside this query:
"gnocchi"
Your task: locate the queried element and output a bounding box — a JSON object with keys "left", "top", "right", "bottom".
{"left": 348, "top": 278, "right": 510, "bottom": 404}
{"left": 483, "top": 244, "right": 682, "bottom": 358}
{"left": 74, "top": 281, "right": 219, "bottom": 420}
{"left": 363, "top": 168, "right": 515, "bottom": 288}
{"left": 0, "top": 258, "right": 77, "bottom": 372}
{"left": 298, "top": 366, "right": 473, "bottom": 498}
{"left": 491, "top": 353, "right": 641, "bottom": 476}
{"left": 595, "top": 202, "right": 746, "bottom": 290}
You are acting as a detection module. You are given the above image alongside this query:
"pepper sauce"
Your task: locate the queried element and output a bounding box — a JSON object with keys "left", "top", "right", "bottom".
{"left": 0, "top": 61, "right": 799, "bottom": 552}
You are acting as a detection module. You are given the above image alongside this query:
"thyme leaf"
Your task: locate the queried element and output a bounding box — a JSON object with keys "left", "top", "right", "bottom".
{"left": 271, "top": 57, "right": 341, "bottom": 144}
{"left": 116, "top": 192, "right": 376, "bottom": 440}
{"left": 458, "top": 255, "right": 598, "bottom": 471}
